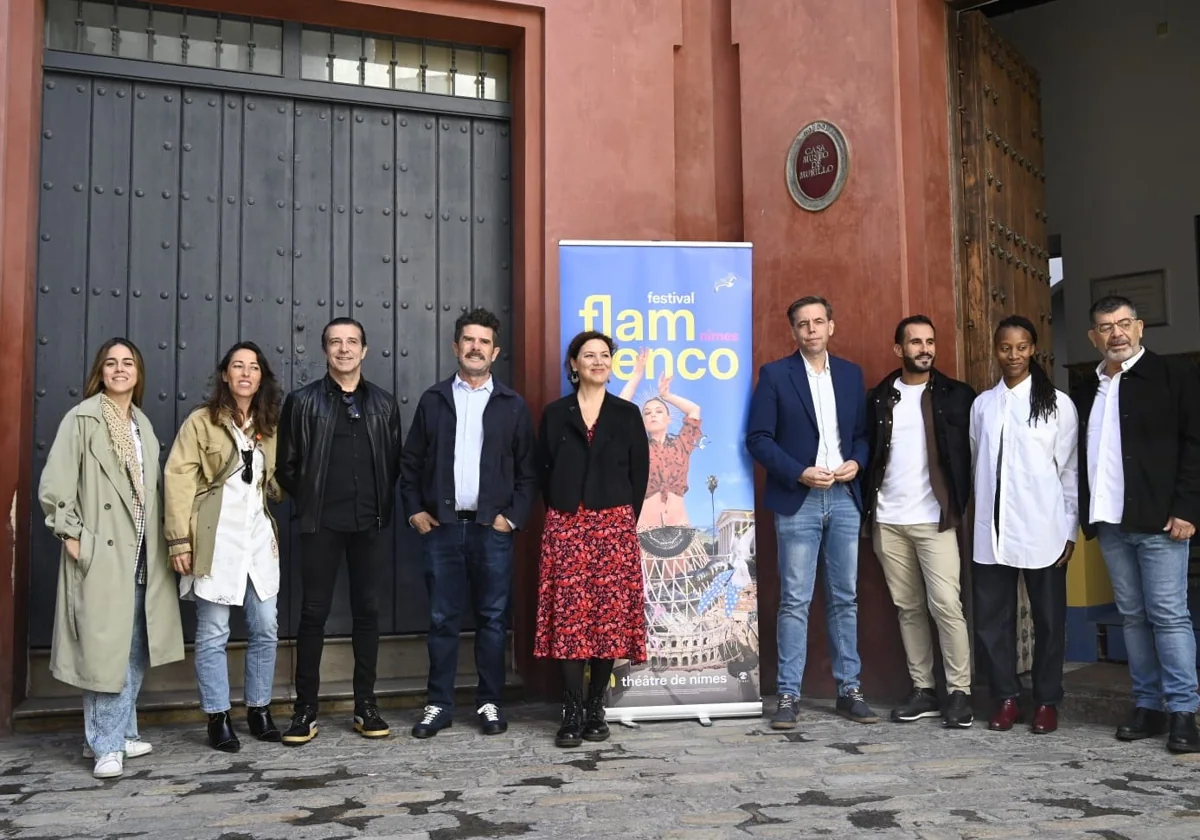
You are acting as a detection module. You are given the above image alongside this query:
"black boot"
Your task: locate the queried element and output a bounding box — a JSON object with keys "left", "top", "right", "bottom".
{"left": 581, "top": 693, "right": 610, "bottom": 742}
{"left": 1167, "top": 712, "right": 1200, "bottom": 753}
{"left": 207, "top": 711, "right": 241, "bottom": 753}
{"left": 555, "top": 690, "right": 584, "bottom": 748}
{"left": 247, "top": 705, "right": 282, "bottom": 743}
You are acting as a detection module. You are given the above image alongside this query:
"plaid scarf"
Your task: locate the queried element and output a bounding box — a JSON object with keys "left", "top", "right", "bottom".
{"left": 100, "top": 394, "right": 147, "bottom": 584}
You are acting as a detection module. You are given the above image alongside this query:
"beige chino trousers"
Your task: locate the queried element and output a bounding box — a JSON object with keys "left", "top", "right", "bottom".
{"left": 873, "top": 523, "right": 972, "bottom": 692}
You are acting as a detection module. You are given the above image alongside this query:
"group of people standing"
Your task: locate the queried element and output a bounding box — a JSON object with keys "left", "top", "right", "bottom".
{"left": 39, "top": 309, "right": 660, "bottom": 779}
{"left": 748, "top": 294, "right": 1200, "bottom": 756}
{"left": 37, "top": 290, "right": 1199, "bottom": 781}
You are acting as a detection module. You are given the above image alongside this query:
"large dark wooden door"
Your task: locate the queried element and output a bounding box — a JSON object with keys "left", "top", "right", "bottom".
{"left": 956, "top": 10, "right": 1053, "bottom": 390}
{"left": 31, "top": 71, "right": 511, "bottom": 646}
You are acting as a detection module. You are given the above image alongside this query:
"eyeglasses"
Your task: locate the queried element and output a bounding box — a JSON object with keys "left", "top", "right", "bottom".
{"left": 240, "top": 448, "right": 254, "bottom": 485}
{"left": 1094, "top": 318, "right": 1137, "bottom": 336}
{"left": 341, "top": 391, "right": 361, "bottom": 422}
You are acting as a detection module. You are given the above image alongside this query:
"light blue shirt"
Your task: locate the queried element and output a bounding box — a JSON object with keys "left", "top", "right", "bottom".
{"left": 453, "top": 374, "right": 494, "bottom": 511}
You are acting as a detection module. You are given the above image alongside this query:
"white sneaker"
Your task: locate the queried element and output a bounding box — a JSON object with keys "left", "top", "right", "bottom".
{"left": 82, "top": 739, "right": 153, "bottom": 759}
{"left": 92, "top": 751, "right": 124, "bottom": 779}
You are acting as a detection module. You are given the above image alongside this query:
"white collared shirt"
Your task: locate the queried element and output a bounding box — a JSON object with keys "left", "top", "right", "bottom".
{"left": 970, "top": 375, "right": 1079, "bottom": 568}
{"left": 1087, "top": 347, "right": 1145, "bottom": 526}
{"left": 453, "top": 373, "right": 494, "bottom": 511}
{"left": 803, "top": 353, "right": 844, "bottom": 470}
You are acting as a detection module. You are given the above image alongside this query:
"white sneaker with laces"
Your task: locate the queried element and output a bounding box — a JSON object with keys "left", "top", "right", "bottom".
{"left": 92, "top": 751, "right": 124, "bottom": 779}
{"left": 82, "top": 739, "right": 153, "bottom": 759}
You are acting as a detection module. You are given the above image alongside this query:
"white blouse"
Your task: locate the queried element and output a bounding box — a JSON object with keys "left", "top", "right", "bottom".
{"left": 180, "top": 422, "right": 280, "bottom": 605}
{"left": 970, "top": 376, "right": 1079, "bottom": 569}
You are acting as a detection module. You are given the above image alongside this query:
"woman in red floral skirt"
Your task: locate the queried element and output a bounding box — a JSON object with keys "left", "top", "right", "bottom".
{"left": 535, "top": 331, "right": 650, "bottom": 747}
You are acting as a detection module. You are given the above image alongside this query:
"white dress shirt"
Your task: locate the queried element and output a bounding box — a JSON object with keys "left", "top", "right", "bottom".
{"left": 804, "top": 353, "right": 844, "bottom": 470}
{"left": 970, "top": 376, "right": 1079, "bottom": 569}
{"left": 1087, "top": 347, "right": 1145, "bottom": 526}
{"left": 181, "top": 422, "right": 279, "bottom": 605}
{"left": 453, "top": 373, "right": 493, "bottom": 511}
{"left": 876, "top": 380, "right": 942, "bottom": 526}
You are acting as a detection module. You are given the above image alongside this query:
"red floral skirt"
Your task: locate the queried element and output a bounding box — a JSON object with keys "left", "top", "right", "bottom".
{"left": 534, "top": 503, "right": 647, "bottom": 662}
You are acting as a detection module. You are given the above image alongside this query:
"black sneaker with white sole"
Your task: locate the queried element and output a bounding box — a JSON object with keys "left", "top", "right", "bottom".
{"left": 942, "top": 690, "right": 974, "bottom": 729}
{"left": 891, "top": 687, "right": 941, "bottom": 723}
{"left": 354, "top": 703, "right": 390, "bottom": 738}
{"left": 282, "top": 706, "right": 318, "bottom": 746}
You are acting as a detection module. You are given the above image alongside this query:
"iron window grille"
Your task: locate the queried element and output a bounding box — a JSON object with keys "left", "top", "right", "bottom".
{"left": 299, "top": 27, "right": 509, "bottom": 102}
{"left": 45, "top": 0, "right": 283, "bottom": 74}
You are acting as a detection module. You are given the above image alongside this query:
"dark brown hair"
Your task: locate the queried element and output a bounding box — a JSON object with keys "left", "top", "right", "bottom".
{"left": 787, "top": 296, "right": 833, "bottom": 325}
{"left": 564, "top": 331, "right": 616, "bottom": 392}
{"left": 201, "top": 341, "right": 282, "bottom": 437}
{"left": 83, "top": 337, "right": 146, "bottom": 408}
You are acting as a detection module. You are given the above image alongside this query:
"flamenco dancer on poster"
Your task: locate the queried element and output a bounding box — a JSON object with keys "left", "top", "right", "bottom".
{"left": 535, "top": 331, "right": 650, "bottom": 747}
{"left": 620, "top": 348, "right": 703, "bottom": 532}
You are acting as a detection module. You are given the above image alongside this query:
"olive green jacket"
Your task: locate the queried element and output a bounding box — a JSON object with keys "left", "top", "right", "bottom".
{"left": 37, "top": 394, "right": 185, "bottom": 693}
{"left": 163, "top": 407, "right": 281, "bottom": 579}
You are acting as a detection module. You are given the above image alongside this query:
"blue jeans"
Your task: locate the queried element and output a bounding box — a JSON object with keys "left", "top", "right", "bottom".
{"left": 1097, "top": 525, "right": 1198, "bottom": 713}
{"left": 194, "top": 580, "right": 279, "bottom": 713}
{"left": 83, "top": 584, "right": 147, "bottom": 756}
{"left": 775, "top": 485, "right": 863, "bottom": 698}
{"left": 421, "top": 521, "right": 514, "bottom": 710}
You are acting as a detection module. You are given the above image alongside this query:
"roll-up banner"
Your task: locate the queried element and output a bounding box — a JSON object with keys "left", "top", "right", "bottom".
{"left": 558, "top": 241, "right": 761, "bottom": 724}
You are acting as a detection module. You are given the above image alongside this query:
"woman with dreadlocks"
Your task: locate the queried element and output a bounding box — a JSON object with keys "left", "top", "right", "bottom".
{"left": 969, "top": 315, "right": 1078, "bottom": 736}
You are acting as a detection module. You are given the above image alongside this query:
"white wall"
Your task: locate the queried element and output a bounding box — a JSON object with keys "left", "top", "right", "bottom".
{"left": 993, "top": 0, "right": 1200, "bottom": 365}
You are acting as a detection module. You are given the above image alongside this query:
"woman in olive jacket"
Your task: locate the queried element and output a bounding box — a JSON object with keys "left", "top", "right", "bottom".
{"left": 164, "top": 341, "right": 283, "bottom": 753}
{"left": 38, "top": 338, "right": 185, "bottom": 779}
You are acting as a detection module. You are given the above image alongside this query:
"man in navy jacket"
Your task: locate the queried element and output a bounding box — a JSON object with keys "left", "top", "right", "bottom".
{"left": 746, "top": 296, "right": 876, "bottom": 729}
{"left": 400, "top": 308, "right": 537, "bottom": 739}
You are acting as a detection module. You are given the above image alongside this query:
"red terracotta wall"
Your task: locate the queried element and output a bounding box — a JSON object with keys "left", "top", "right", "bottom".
{"left": 732, "top": 0, "right": 956, "bottom": 700}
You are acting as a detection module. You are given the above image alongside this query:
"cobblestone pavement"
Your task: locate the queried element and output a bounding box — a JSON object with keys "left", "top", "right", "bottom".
{"left": 2, "top": 701, "right": 1200, "bottom": 840}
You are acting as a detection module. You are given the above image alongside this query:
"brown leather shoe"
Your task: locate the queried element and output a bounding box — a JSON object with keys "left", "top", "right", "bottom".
{"left": 1032, "top": 704, "right": 1058, "bottom": 734}
{"left": 988, "top": 698, "right": 1020, "bottom": 731}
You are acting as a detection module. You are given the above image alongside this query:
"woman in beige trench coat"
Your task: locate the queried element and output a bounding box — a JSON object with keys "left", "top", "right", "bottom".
{"left": 38, "top": 337, "right": 184, "bottom": 779}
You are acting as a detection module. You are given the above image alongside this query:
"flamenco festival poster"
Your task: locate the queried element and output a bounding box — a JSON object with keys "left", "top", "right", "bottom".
{"left": 558, "top": 241, "right": 761, "bottom": 723}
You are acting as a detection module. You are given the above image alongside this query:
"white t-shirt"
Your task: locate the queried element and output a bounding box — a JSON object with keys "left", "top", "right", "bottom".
{"left": 876, "top": 380, "right": 942, "bottom": 526}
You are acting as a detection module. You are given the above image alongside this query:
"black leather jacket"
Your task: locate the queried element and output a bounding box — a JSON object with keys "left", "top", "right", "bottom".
{"left": 276, "top": 374, "right": 403, "bottom": 534}
{"left": 864, "top": 367, "right": 975, "bottom": 530}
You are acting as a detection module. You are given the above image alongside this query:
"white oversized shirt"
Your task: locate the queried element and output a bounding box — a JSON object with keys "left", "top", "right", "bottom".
{"left": 876, "top": 380, "right": 942, "bottom": 526}
{"left": 1087, "top": 348, "right": 1145, "bottom": 526}
{"left": 180, "top": 422, "right": 280, "bottom": 605}
{"left": 804, "top": 352, "right": 844, "bottom": 471}
{"left": 970, "top": 376, "right": 1079, "bottom": 569}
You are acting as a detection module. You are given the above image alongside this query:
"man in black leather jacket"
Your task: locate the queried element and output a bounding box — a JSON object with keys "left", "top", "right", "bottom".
{"left": 275, "top": 317, "right": 402, "bottom": 745}
{"left": 864, "top": 315, "right": 975, "bottom": 728}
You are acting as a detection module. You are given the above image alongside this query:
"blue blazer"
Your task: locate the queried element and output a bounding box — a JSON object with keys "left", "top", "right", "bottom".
{"left": 745, "top": 352, "right": 870, "bottom": 515}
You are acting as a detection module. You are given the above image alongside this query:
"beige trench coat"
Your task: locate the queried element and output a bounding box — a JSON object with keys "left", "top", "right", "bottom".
{"left": 38, "top": 394, "right": 185, "bottom": 693}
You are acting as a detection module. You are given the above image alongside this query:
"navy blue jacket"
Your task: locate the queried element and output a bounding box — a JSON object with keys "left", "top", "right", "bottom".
{"left": 399, "top": 375, "right": 538, "bottom": 529}
{"left": 745, "top": 352, "right": 870, "bottom": 515}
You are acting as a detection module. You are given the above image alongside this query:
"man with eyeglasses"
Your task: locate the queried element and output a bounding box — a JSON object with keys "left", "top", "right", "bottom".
{"left": 276, "top": 317, "right": 402, "bottom": 745}
{"left": 400, "top": 308, "right": 537, "bottom": 739}
{"left": 1074, "top": 295, "right": 1200, "bottom": 753}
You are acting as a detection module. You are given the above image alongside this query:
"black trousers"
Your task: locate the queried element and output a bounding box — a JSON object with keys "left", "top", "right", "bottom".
{"left": 295, "top": 527, "right": 386, "bottom": 710}
{"left": 972, "top": 562, "right": 1067, "bottom": 706}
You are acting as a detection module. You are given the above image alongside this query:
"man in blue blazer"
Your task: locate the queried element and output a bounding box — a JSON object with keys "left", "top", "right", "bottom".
{"left": 746, "top": 296, "right": 876, "bottom": 729}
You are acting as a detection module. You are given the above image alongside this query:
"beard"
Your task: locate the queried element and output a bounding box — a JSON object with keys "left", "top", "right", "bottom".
{"left": 901, "top": 354, "right": 934, "bottom": 374}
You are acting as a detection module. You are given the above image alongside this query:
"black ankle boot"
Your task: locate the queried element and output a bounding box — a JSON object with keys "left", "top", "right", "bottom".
{"left": 207, "top": 711, "right": 241, "bottom": 753}
{"left": 555, "top": 690, "right": 584, "bottom": 748}
{"left": 247, "top": 705, "right": 282, "bottom": 743}
{"left": 581, "top": 693, "right": 610, "bottom": 742}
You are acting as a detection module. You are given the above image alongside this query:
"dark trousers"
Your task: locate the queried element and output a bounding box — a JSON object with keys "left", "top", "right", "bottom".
{"left": 421, "top": 521, "right": 514, "bottom": 709}
{"left": 295, "top": 527, "right": 385, "bottom": 710}
{"left": 972, "top": 562, "right": 1067, "bottom": 706}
